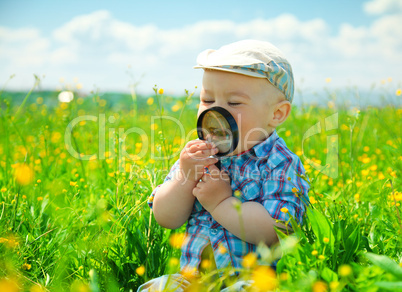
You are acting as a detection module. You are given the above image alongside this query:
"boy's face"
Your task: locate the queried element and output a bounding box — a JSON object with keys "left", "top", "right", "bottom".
{"left": 198, "top": 69, "right": 283, "bottom": 156}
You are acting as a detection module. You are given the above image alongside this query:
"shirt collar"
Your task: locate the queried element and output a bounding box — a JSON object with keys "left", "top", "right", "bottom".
{"left": 251, "top": 130, "right": 278, "bottom": 158}
{"left": 221, "top": 130, "right": 278, "bottom": 163}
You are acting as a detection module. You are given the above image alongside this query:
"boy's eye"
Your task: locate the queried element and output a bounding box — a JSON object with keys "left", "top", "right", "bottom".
{"left": 203, "top": 100, "right": 214, "bottom": 104}
{"left": 228, "top": 102, "right": 241, "bottom": 106}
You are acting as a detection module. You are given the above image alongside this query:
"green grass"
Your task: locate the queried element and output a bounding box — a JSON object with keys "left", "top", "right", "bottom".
{"left": 0, "top": 84, "right": 401, "bottom": 291}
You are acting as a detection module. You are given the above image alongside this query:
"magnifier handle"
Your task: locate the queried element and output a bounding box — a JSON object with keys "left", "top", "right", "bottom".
{"left": 215, "top": 159, "right": 221, "bottom": 170}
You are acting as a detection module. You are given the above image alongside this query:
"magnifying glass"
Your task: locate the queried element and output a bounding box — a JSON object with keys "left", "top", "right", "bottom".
{"left": 197, "top": 106, "right": 239, "bottom": 169}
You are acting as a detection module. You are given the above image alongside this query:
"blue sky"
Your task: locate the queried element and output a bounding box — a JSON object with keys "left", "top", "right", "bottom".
{"left": 0, "top": 0, "right": 401, "bottom": 99}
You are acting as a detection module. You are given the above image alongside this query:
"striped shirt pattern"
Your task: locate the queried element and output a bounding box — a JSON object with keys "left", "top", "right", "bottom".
{"left": 148, "top": 130, "right": 310, "bottom": 273}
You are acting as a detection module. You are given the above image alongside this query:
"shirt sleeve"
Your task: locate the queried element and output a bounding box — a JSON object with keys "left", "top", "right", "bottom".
{"left": 260, "top": 155, "right": 310, "bottom": 227}
{"left": 147, "top": 159, "right": 181, "bottom": 209}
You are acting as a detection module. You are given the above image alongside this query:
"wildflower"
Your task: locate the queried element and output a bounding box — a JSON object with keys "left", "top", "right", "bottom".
{"left": 310, "top": 197, "right": 317, "bottom": 204}
{"left": 218, "top": 244, "right": 227, "bottom": 254}
{"left": 354, "top": 194, "right": 360, "bottom": 202}
{"left": 318, "top": 255, "right": 325, "bottom": 260}
{"left": 251, "top": 266, "right": 277, "bottom": 291}
{"left": 280, "top": 207, "right": 288, "bottom": 214}
{"left": 242, "top": 253, "right": 257, "bottom": 268}
{"left": 330, "top": 281, "right": 339, "bottom": 291}
{"left": 70, "top": 181, "right": 77, "bottom": 187}
{"left": 37, "top": 197, "right": 43, "bottom": 202}
{"left": 1, "top": 187, "right": 7, "bottom": 192}
{"left": 147, "top": 97, "right": 154, "bottom": 105}
{"left": 325, "top": 78, "right": 332, "bottom": 83}
{"left": 201, "top": 259, "right": 212, "bottom": 269}
{"left": 150, "top": 123, "right": 158, "bottom": 130}
{"left": 58, "top": 91, "right": 74, "bottom": 103}
{"left": 171, "top": 104, "right": 181, "bottom": 112}
{"left": 396, "top": 89, "right": 402, "bottom": 96}
{"left": 285, "top": 130, "right": 291, "bottom": 137}
{"left": 234, "top": 190, "right": 242, "bottom": 199}
{"left": 311, "top": 250, "right": 318, "bottom": 256}
{"left": 22, "top": 263, "right": 32, "bottom": 270}
{"left": 37, "top": 179, "right": 41, "bottom": 183}
{"left": 181, "top": 267, "right": 197, "bottom": 279}
{"left": 287, "top": 177, "right": 291, "bottom": 181}
{"left": 169, "top": 258, "right": 180, "bottom": 266}
{"left": 14, "top": 164, "right": 34, "bottom": 185}
{"left": 136, "top": 265, "right": 145, "bottom": 276}
{"left": 323, "top": 237, "right": 330, "bottom": 244}
{"left": 292, "top": 187, "right": 299, "bottom": 193}
{"left": 158, "top": 88, "right": 164, "bottom": 95}
{"left": 338, "top": 264, "right": 352, "bottom": 277}
{"left": 312, "top": 281, "right": 328, "bottom": 292}
{"left": 22, "top": 195, "right": 26, "bottom": 199}
{"left": 0, "top": 278, "right": 19, "bottom": 292}
{"left": 169, "top": 233, "right": 185, "bottom": 249}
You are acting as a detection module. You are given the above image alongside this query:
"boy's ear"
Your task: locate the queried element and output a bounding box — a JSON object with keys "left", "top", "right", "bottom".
{"left": 270, "top": 100, "right": 291, "bottom": 127}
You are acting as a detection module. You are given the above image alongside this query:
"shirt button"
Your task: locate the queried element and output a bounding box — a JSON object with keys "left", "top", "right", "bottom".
{"left": 208, "top": 217, "right": 212, "bottom": 222}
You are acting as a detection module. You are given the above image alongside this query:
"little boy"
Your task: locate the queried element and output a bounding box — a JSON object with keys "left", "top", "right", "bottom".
{"left": 138, "top": 40, "right": 309, "bottom": 291}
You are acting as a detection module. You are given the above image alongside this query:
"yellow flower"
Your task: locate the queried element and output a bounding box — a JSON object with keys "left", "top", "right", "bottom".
{"left": 323, "top": 237, "right": 329, "bottom": 244}
{"left": 1, "top": 187, "right": 7, "bottom": 192}
{"left": 147, "top": 97, "right": 154, "bottom": 105}
{"left": 354, "top": 193, "right": 360, "bottom": 201}
{"left": 171, "top": 104, "right": 181, "bottom": 112}
{"left": 37, "top": 197, "right": 43, "bottom": 202}
{"left": 0, "top": 278, "right": 19, "bottom": 292}
{"left": 242, "top": 253, "right": 257, "bottom": 268}
{"left": 396, "top": 88, "right": 402, "bottom": 96}
{"left": 318, "top": 255, "right": 325, "bottom": 260}
{"left": 312, "top": 280, "right": 328, "bottom": 292}
{"left": 22, "top": 263, "right": 32, "bottom": 270}
{"left": 325, "top": 77, "right": 332, "bottom": 83}
{"left": 200, "top": 259, "right": 212, "bottom": 269}
{"left": 287, "top": 177, "right": 291, "bottom": 181}
{"left": 169, "top": 257, "right": 180, "bottom": 266}
{"left": 70, "top": 181, "right": 77, "bottom": 187}
{"left": 310, "top": 197, "right": 317, "bottom": 204}
{"left": 158, "top": 88, "right": 164, "bottom": 95}
{"left": 285, "top": 130, "right": 291, "bottom": 137}
{"left": 339, "top": 264, "right": 352, "bottom": 277}
{"left": 37, "top": 179, "right": 41, "bottom": 183}
{"left": 169, "top": 233, "right": 185, "bottom": 249}
{"left": 136, "top": 265, "right": 145, "bottom": 276}
{"left": 14, "top": 164, "right": 34, "bottom": 185}
{"left": 292, "top": 187, "right": 299, "bottom": 193}
{"left": 280, "top": 207, "right": 288, "bottom": 213}
{"left": 218, "top": 244, "right": 227, "bottom": 254}
{"left": 311, "top": 250, "right": 318, "bottom": 256}
{"left": 251, "top": 266, "right": 277, "bottom": 291}
{"left": 329, "top": 281, "right": 339, "bottom": 291}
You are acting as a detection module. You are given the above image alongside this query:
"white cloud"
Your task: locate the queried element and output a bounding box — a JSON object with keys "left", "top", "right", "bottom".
{"left": 364, "top": 0, "right": 402, "bottom": 15}
{"left": 0, "top": 9, "right": 401, "bottom": 96}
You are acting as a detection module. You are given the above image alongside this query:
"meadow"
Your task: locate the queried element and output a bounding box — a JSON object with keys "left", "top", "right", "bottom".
{"left": 0, "top": 81, "right": 401, "bottom": 292}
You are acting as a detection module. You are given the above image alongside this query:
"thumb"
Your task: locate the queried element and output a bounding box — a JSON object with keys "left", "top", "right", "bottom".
{"left": 207, "top": 164, "right": 221, "bottom": 178}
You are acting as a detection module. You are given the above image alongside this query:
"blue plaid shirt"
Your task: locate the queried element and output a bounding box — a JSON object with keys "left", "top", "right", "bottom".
{"left": 149, "top": 130, "right": 310, "bottom": 273}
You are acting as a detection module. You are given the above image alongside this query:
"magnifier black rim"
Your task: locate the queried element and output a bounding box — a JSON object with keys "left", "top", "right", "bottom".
{"left": 197, "top": 106, "right": 239, "bottom": 157}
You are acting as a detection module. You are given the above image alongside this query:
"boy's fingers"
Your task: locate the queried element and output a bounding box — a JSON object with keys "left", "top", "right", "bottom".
{"left": 207, "top": 164, "right": 221, "bottom": 178}
{"left": 188, "top": 143, "right": 216, "bottom": 153}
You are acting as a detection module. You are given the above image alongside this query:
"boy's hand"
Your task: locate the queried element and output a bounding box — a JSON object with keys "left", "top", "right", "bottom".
{"left": 180, "top": 140, "right": 219, "bottom": 183}
{"left": 193, "top": 164, "right": 232, "bottom": 213}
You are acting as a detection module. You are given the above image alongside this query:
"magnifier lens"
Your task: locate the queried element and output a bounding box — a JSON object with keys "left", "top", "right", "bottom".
{"left": 201, "top": 111, "right": 232, "bottom": 153}
{"left": 197, "top": 107, "right": 239, "bottom": 157}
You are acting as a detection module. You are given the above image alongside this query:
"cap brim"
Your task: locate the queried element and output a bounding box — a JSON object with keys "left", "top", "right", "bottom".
{"left": 193, "top": 65, "right": 266, "bottom": 79}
